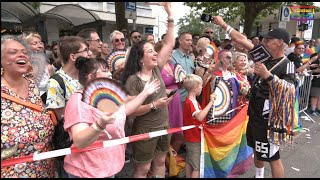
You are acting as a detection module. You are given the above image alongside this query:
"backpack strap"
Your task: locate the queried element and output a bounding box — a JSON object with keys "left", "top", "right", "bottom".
{"left": 50, "top": 73, "right": 66, "bottom": 99}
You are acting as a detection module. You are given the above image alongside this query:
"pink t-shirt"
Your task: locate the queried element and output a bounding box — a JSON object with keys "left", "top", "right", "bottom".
{"left": 63, "top": 91, "right": 126, "bottom": 178}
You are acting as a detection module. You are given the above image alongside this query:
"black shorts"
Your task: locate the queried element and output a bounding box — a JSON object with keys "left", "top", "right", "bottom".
{"left": 247, "top": 97, "right": 280, "bottom": 162}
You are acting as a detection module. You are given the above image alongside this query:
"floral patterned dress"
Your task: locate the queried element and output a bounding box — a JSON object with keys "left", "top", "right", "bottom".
{"left": 1, "top": 78, "right": 56, "bottom": 178}
{"left": 234, "top": 71, "right": 251, "bottom": 110}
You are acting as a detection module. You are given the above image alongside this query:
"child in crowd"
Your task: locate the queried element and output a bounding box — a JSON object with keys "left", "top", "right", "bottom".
{"left": 183, "top": 74, "right": 216, "bottom": 178}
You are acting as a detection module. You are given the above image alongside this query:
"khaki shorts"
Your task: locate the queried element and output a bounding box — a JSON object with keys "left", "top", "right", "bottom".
{"left": 185, "top": 142, "right": 201, "bottom": 170}
{"left": 131, "top": 125, "right": 170, "bottom": 163}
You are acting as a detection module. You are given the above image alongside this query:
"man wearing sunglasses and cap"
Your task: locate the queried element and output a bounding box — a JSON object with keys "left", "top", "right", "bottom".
{"left": 211, "top": 16, "right": 296, "bottom": 178}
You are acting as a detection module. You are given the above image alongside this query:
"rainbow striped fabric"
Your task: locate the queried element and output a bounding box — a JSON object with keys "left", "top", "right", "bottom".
{"left": 201, "top": 104, "right": 253, "bottom": 178}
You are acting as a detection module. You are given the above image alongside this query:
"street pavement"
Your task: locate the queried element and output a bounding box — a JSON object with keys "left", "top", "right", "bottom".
{"left": 238, "top": 109, "right": 320, "bottom": 178}
{"left": 116, "top": 109, "right": 320, "bottom": 178}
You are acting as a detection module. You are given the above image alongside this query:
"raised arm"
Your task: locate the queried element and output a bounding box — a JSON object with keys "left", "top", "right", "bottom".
{"left": 212, "top": 16, "right": 254, "bottom": 51}
{"left": 157, "top": 2, "right": 175, "bottom": 70}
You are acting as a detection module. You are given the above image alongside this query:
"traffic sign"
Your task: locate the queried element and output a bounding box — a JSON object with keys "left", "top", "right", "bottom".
{"left": 125, "top": 2, "right": 136, "bottom": 11}
{"left": 280, "top": 6, "right": 290, "bottom": 22}
{"left": 125, "top": 10, "right": 137, "bottom": 20}
{"left": 145, "top": 27, "right": 153, "bottom": 34}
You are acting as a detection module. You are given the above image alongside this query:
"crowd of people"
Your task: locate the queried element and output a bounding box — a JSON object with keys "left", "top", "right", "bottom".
{"left": 1, "top": 2, "right": 320, "bottom": 178}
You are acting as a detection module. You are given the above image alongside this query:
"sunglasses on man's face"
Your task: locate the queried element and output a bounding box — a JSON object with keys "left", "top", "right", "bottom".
{"left": 205, "top": 31, "right": 214, "bottom": 34}
{"left": 133, "top": 35, "right": 141, "bottom": 39}
{"left": 114, "top": 38, "right": 125, "bottom": 43}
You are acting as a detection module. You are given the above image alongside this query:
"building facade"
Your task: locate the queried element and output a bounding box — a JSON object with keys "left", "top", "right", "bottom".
{"left": 1, "top": 2, "right": 156, "bottom": 44}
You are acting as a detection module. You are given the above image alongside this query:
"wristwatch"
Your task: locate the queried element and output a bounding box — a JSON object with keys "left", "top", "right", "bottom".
{"left": 266, "top": 74, "right": 274, "bottom": 82}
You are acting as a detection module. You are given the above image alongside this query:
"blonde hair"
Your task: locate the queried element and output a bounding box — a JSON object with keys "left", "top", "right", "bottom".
{"left": 232, "top": 52, "right": 248, "bottom": 64}
{"left": 20, "top": 31, "right": 42, "bottom": 43}
{"left": 110, "top": 30, "right": 124, "bottom": 42}
{"left": 183, "top": 74, "right": 203, "bottom": 92}
{"left": 196, "top": 37, "right": 210, "bottom": 54}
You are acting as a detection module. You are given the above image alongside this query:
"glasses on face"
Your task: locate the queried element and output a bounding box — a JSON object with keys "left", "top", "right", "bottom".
{"left": 87, "top": 39, "right": 101, "bottom": 43}
{"left": 205, "top": 31, "right": 214, "bottom": 34}
{"left": 296, "top": 48, "right": 305, "bottom": 50}
{"left": 133, "top": 35, "right": 141, "bottom": 39}
{"left": 75, "top": 48, "right": 90, "bottom": 54}
{"left": 114, "top": 38, "right": 125, "bottom": 43}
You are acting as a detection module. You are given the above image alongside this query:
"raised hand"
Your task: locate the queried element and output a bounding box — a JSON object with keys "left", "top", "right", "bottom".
{"left": 163, "top": 2, "right": 172, "bottom": 15}
{"left": 212, "top": 16, "right": 225, "bottom": 27}
{"left": 144, "top": 79, "right": 161, "bottom": 95}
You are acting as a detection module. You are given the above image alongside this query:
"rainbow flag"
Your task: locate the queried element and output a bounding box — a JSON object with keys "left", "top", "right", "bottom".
{"left": 200, "top": 104, "right": 253, "bottom": 178}
{"left": 302, "top": 45, "right": 320, "bottom": 63}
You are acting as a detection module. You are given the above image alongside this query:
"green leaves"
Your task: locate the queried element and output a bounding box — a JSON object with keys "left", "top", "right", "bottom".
{"left": 176, "top": 10, "right": 217, "bottom": 37}
{"left": 184, "top": 2, "right": 315, "bottom": 37}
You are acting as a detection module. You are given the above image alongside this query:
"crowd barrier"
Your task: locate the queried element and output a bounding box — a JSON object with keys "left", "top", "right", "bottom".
{"left": 1, "top": 125, "right": 195, "bottom": 167}
{"left": 297, "top": 71, "right": 315, "bottom": 123}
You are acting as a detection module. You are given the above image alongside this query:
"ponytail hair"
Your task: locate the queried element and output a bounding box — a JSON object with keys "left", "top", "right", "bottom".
{"left": 75, "top": 56, "right": 98, "bottom": 86}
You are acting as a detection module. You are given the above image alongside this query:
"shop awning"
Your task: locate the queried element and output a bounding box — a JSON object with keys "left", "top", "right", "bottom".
{"left": 43, "top": 4, "right": 101, "bottom": 26}
{"left": 1, "top": 2, "right": 38, "bottom": 23}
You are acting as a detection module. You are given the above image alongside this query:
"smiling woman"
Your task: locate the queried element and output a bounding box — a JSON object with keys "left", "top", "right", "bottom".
{"left": 1, "top": 35, "right": 57, "bottom": 178}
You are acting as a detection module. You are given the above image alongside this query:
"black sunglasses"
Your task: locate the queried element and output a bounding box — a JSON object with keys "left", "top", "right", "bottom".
{"left": 133, "top": 35, "right": 141, "bottom": 39}
{"left": 206, "top": 31, "right": 214, "bottom": 34}
{"left": 114, "top": 38, "right": 125, "bottom": 43}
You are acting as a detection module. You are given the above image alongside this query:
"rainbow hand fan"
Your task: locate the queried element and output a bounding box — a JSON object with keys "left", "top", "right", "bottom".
{"left": 174, "top": 63, "right": 187, "bottom": 83}
{"left": 82, "top": 78, "right": 128, "bottom": 113}
{"left": 107, "top": 50, "right": 126, "bottom": 72}
{"left": 206, "top": 44, "right": 216, "bottom": 57}
{"left": 302, "top": 45, "right": 320, "bottom": 63}
{"left": 211, "top": 79, "right": 231, "bottom": 116}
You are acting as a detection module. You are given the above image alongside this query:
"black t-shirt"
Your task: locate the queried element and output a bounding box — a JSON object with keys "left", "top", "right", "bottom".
{"left": 287, "top": 52, "right": 302, "bottom": 69}
{"left": 310, "top": 58, "right": 320, "bottom": 88}
{"left": 251, "top": 56, "right": 297, "bottom": 99}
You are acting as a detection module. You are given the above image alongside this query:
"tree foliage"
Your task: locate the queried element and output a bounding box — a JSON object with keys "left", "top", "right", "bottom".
{"left": 177, "top": 11, "right": 222, "bottom": 39}
{"left": 184, "top": 2, "right": 316, "bottom": 38}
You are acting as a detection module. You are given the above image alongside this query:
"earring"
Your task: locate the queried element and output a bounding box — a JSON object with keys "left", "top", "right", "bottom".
{"left": 1, "top": 67, "right": 3, "bottom": 76}
{"left": 28, "top": 63, "right": 33, "bottom": 74}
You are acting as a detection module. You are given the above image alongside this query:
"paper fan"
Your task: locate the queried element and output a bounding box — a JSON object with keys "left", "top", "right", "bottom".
{"left": 107, "top": 50, "right": 126, "bottom": 72}
{"left": 174, "top": 63, "right": 187, "bottom": 83}
{"left": 82, "top": 78, "right": 128, "bottom": 113}
{"left": 206, "top": 44, "right": 216, "bottom": 57}
{"left": 207, "top": 43, "right": 219, "bottom": 65}
{"left": 302, "top": 45, "right": 320, "bottom": 63}
{"left": 211, "top": 79, "right": 231, "bottom": 116}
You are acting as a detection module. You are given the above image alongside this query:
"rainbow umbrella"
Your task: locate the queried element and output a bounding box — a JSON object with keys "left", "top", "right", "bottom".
{"left": 302, "top": 45, "right": 320, "bottom": 63}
